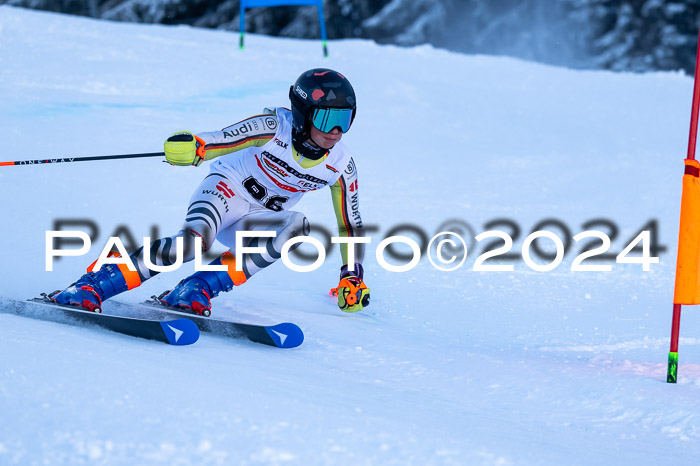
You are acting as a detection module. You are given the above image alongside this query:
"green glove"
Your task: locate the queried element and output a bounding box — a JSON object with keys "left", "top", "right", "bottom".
{"left": 164, "top": 131, "right": 206, "bottom": 166}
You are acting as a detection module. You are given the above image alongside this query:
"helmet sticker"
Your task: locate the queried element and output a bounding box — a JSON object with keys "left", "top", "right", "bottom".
{"left": 295, "top": 85, "right": 308, "bottom": 99}
{"left": 312, "top": 89, "right": 325, "bottom": 101}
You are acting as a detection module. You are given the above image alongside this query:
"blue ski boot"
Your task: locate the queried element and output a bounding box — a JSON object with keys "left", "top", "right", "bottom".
{"left": 159, "top": 252, "right": 246, "bottom": 317}
{"left": 50, "top": 260, "right": 141, "bottom": 313}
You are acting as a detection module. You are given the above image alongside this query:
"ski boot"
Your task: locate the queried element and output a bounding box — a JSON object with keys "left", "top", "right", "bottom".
{"left": 49, "top": 258, "right": 141, "bottom": 313}
{"left": 158, "top": 252, "right": 246, "bottom": 317}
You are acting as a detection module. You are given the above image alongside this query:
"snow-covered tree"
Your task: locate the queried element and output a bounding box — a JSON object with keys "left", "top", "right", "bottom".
{"left": 4, "top": 0, "right": 700, "bottom": 73}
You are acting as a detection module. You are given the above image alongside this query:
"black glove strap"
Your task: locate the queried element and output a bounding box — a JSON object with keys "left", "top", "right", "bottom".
{"left": 168, "top": 133, "right": 194, "bottom": 142}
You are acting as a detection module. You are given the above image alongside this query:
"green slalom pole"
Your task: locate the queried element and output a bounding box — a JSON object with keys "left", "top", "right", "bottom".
{"left": 667, "top": 352, "right": 679, "bottom": 384}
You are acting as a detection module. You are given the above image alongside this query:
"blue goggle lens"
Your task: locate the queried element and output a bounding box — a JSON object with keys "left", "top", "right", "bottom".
{"left": 311, "top": 107, "right": 354, "bottom": 133}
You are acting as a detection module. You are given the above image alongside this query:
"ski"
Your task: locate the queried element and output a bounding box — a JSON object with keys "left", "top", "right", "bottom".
{"left": 1, "top": 296, "right": 199, "bottom": 346}
{"left": 110, "top": 298, "right": 304, "bottom": 349}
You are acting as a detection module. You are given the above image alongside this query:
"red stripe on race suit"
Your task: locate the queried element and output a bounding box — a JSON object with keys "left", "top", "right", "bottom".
{"left": 206, "top": 135, "right": 273, "bottom": 151}
{"left": 254, "top": 154, "right": 307, "bottom": 193}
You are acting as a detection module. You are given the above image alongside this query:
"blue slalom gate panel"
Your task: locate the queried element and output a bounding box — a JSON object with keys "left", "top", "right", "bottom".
{"left": 239, "top": 0, "right": 328, "bottom": 56}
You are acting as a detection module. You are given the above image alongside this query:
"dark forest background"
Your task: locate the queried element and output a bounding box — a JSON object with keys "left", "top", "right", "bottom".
{"left": 4, "top": 0, "right": 700, "bottom": 73}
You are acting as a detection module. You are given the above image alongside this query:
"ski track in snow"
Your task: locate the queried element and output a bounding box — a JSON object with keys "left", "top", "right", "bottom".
{"left": 1, "top": 5, "right": 700, "bottom": 465}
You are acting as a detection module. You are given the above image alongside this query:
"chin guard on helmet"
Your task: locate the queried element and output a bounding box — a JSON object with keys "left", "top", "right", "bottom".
{"left": 291, "top": 128, "right": 328, "bottom": 160}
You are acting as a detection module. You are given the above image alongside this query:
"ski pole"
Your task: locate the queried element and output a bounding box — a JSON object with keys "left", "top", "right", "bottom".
{"left": 0, "top": 151, "right": 165, "bottom": 167}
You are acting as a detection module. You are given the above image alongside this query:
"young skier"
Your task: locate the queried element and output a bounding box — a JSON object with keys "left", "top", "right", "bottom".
{"left": 49, "top": 68, "right": 369, "bottom": 316}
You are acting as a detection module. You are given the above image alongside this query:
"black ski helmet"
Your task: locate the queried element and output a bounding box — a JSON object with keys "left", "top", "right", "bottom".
{"left": 289, "top": 68, "right": 357, "bottom": 135}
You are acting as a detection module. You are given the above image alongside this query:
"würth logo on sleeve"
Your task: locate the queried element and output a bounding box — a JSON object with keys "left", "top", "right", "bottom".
{"left": 216, "top": 181, "right": 235, "bottom": 198}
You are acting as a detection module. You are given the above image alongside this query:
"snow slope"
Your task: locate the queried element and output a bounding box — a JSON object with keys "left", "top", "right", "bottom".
{"left": 1, "top": 5, "right": 700, "bottom": 465}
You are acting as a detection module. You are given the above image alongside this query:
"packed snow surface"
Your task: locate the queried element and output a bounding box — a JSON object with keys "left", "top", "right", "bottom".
{"left": 1, "top": 6, "right": 699, "bottom": 465}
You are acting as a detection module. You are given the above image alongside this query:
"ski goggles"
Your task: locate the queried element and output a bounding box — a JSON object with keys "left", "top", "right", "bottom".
{"left": 310, "top": 107, "right": 355, "bottom": 133}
